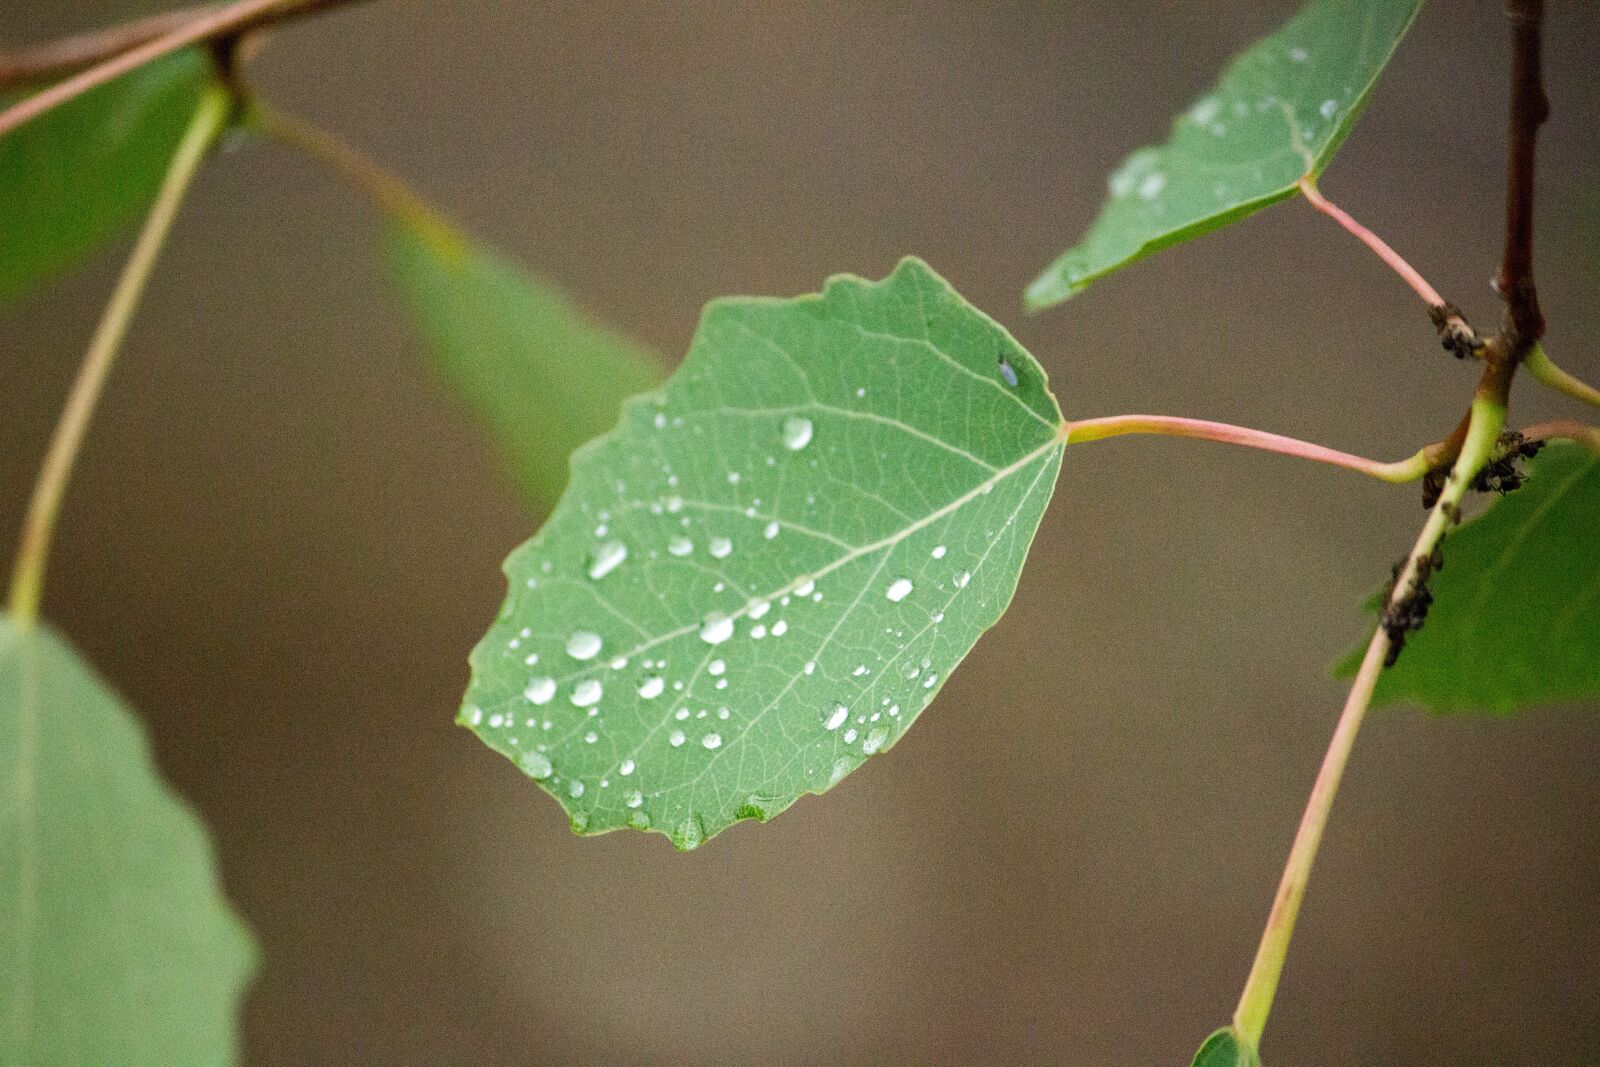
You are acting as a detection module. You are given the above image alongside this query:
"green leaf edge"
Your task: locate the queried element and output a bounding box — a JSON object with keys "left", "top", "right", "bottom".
{"left": 1191, "top": 1026, "right": 1263, "bottom": 1067}
{"left": 1024, "top": 0, "right": 1424, "bottom": 309}
{"left": 458, "top": 255, "right": 1065, "bottom": 850}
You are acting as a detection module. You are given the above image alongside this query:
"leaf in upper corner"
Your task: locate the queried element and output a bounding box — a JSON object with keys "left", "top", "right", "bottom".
{"left": 1190, "top": 1028, "right": 1263, "bottom": 1067}
{"left": 1336, "top": 443, "right": 1600, "bottom": 714}
{"left": 1026, "top": 0, "right": 1422, "bottom": 308}
{"left": 0, "top": 614, "right": 256, "bottom": 1065}
{"left": 0, "top": 50, "right": 210, "bottom": 309}
{"left": 386, "top": 221, "right": 666, "bottom": 510}
{"left": 459, "top": 257, "right": 1064, "bottom": 849}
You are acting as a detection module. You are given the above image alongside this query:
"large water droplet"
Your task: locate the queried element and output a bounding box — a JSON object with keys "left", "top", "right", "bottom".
{"left": 566, "top": 631, "right": 603, "bottom": 660}
{"left": 587, "top": 540, "right": 628, "bottom": 580}
{"left": 781, "top": 416, "right": 814, "bottom": 451}
{"left": 886, "top": 578, "right": 913, "bottom": 602}
{"left": 520, "top": 750, "right": 553, "bottom": 778}
{"left": 699, "top": 613, "right": 735, "bottom": 644}
{"left": 638, "top": 676, "right": 665, "bottom": 700}
{"left": 709, "top": 536, "right": 733, "bottom": 560}
{"left": 571, "top": 679, "right": 603, "bottom": 707}
{"left": 524, "top": 677, "right": 556, "bottom": 705}
{"left": 702, "top": 732, "right": 723, "bottom": 750}
{"left": 824, "top": 704, "right": 848, "bottom": 731}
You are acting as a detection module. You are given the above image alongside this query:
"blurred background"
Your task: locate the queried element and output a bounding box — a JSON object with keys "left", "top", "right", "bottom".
{"left": 4, "top": 1, "right": 1599, "bottom": 1062}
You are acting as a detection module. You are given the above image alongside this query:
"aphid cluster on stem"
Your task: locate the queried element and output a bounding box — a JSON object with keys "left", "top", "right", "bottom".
{"left": 1379, "top": 546, "right": 1444, "bottom": 667}
{"left": 1471, "top": 430, "right": 1545, "bottom": 495}
{"left": 1428, "top": 302, "right": 1483, "bottom": 361}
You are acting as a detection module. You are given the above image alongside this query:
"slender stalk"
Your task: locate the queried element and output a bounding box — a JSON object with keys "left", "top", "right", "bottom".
{"left": 0, "top": 7, "right": 201, "bottom": 87}
{"left": 1524, "top": 345, "right": 1600, "bottom": 411}
{"left": 1522, "top": 419, "right": 1600, "bottom": 452}
{"left": 6, "top": 85, "right": 231, "bottom": 629}
{"left": 0, "top": 0, "right": 371, "bottom": 137}
{"left": 1297, "top": 177, "right": 1447, "bottom": 311}
{"left": 247, "top": 102, "right": 463, "bottom": 251}
{"left": 1231, "top": 396, "right": 1508, "bottom": 1050}
{"left": 1063, "top": 414, "right": 1437, "bottom": 483}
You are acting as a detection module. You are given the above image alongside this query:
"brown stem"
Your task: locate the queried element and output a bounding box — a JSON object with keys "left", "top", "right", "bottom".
{"left": 0, "top": 8, "right": 201, "bottom": 86}
{"left": 0, "top": 0, "right": 375, "bottom": 124}
{"left": 1496, "top": 0, "right": 1547, "bottom": 348}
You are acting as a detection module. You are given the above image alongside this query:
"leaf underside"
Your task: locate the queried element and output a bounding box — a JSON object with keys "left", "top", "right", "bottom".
{"left": 1337, "top": 444, "right": 1600, "bottom": 714}
{"left": 460, "top": 257, "right": 1064, "bottom": 849}
{"left": 0, "top": 50, "right": 208, "bottom": 309}
{"left": 0, "top": 615, "right": 255, "bottom": 1065}
{"left": 386, "top": 221, "right": 666, "bottom": 511}
{"left": 1026, "top": 0, "right": 1422, "bottom": 308}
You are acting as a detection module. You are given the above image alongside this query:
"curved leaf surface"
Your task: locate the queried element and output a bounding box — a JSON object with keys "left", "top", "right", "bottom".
{"left": 1027, "top": 0, "right": 1422, "bottom": 308}
{"left": 0, "top": 51, "right": 209, "bottom": 308}
{"left": 460, "top": 257, "right": 1064, "bottom": 848}
{"left": 387, "top": 221, "right": 665, "bottom": 510}
{"left": 0, "top": 615, "right": 255, "bottom": 1065}
{"left": 1338, "top": 443, "right": 1600, "bottom": 714}
{"left": 1191, "top": 1028, "right": 1262, "bottom": 1067}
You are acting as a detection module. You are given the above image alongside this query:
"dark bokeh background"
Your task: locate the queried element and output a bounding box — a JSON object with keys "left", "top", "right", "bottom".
{"left": 4, "top": 2, "right": 1599, "bottom": 1063}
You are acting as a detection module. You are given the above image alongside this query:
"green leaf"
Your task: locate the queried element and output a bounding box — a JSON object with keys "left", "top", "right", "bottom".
{"left": 386, "top": 221, "right": 666, "bottom": 510}
{"left": 1337, "top": 443, "right": 1600, "bottom": 713}
{"left": 1191, "top": 1027, "right": 1263, "bottom": 1067}
{"left": 459, "top": 257, "right": 1064, "bottom": 849}
{"left": 0, "top": 614, "right": 255, "bottom": 1064}
{"left": 0, "top": 50, "right": 210, "bottom": 309}
{"left": 1026, "top": 0, "right": 1422, "bottom": 308}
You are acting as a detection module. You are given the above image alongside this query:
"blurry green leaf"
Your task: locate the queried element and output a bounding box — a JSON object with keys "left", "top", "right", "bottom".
{"left": 1337, "top": 443, "right": 1600, "bottom": 713}
{"left": 0, "top": 614, "right": 255, "bottom": 1065}
{"left": 0, "top": 50, "right": 209, "bottom": 308}
{"left": 1027, "top": 0, "right": 1422, "bottom": 308}
{"left": 1191, "top": 1028, "right": 1263, "bottom": 1067}
{"left": 386, "top": 221, "right": 665, "bottom": 510}
{"left": 460, "top": 257, "right": 1063, "bottom": 849}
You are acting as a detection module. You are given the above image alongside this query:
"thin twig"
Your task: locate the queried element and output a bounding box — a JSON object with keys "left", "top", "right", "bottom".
{"left": 1230, "top": 395, "right": 1509, "bottom": 1051}
{"left": 0, "top": 8, "right": 201, "bottom": 86}
{"left": 1496, "top": 0, "right": 1547, "bottom": 348}
{"left": 0, "top": 0, "right": 372, "bottom": 133}
{"left": 6, "top": 86, "right": 232, "bottom": 627}
{"left": 1063, "top": 414, "right": 1440, "bottom": 483}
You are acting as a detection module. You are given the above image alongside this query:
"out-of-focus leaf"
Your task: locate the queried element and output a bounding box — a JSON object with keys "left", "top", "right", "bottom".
{"left": 0, "top": 614, "right": 256, "bottom": 1065}
{"left": 386, "top": 221, "right": 666, "bottom": 510}
{"left": 0, "top": 50, "right": 209, "bottom": 308}
{"left": 1190, "top": 1028, "right": 1262, "bottom": 1067}
{"left": 1337, "top": 443, "right": 1600, "bottom": 713}
{"left": 1026, "top": 0, "right": 1422, "bottom": 308}
{"left": 459, "top": 257, "right": 1064, "bottom": 849}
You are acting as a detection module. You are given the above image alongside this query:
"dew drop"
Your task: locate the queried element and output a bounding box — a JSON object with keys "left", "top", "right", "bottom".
{"left": 708, "top": 659, "right": 726, "bottom": 676}
{"left": 998, "top": 357, "right": 1019, "bottom": 387}
{"left": 931, "top": 544, "right": 947, "bottom": 559}
{"left": 571, "top": 679, "right": 603, "bottom": 707}
{"left": 583, "top": 730, "right": 599, "bottom": 744}
{"left": 520, "top": 750, "right": 553, "bottom": 778}
{"left": 771, "top": 620, "right": 788, "bottom": 637}
{"left": 824, "top": 704, "right": 849, "bottom": 731}
{"left": 795, "top": 577, "right": 816, "bottom": 597}
{"left": 862, "top": 727, "right": 889, "bottom": 754}
{"left": 955, "top": 571, "right": 971, "bottom": 589}
{"left": 886, "top": 578, "right": 914, "bottom": 602}
{"left": 587, "top": 540, "right": 628, "bottom": 579}
{"left": 569, "top": 780, "right": 585, "bottom": 798}
{"left": 667, "top": 535, "right": 694, "bottom": 557}
{"left": 624, "top": 789, "right": 644, "bottom": 808}
{"left": 638, "top": 676, "right": 665, "bottom": 700}
{"left": 843, "top": 728, "right": 858, "bottom": 743}
{"left": 1319, "top": 98, "right": 1337, "bottom": 120}
{"left": 566, "top": 631, "right": 603, "bottom": 660}
{"left": 781, "top": 416, "right": 814, "bottom": 451}
{"left": 763, "top": 521, "right": 780, "bottom": 540}
{"left": 619, "top": 759, "right": 636, "bottom": 776}
{"left": 699, "top": 613, "right": 735, "bottom": 644}
{"left": 1137, "top": 172, "right": 1167, "bottom": 200}
{"left": 669, "top": 729, "right": 687, "bottom": 747}
{"left": 709, "top": 536, "right": 733, "bottom": 560}
{"left": 702, "top": 732, "right": 723, "bottom": 750}
{"left": 524, "top": 676, "right": 556, "bottom": 705}
{"left": 748, "top": 599, "right": 772, "bottom": 620}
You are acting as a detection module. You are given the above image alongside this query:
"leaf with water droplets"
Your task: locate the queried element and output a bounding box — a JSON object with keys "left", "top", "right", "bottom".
{"left": 460, "top": 257, "right": 1064, "bottom": 848}
{"left": 0, "top": 51, "right": 209, "bottom": 308}
{"left": 1026, "top": 0, "right": 1421, "bottom": 308}
{"left": 0, "top": 614, "right": 255, "bottom": 1064}
{"left": 386, "top": 221, "right": 666, "bottom": 510}
{"left": 1336, "top": 443, "right": 1600, "bottom": 714}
